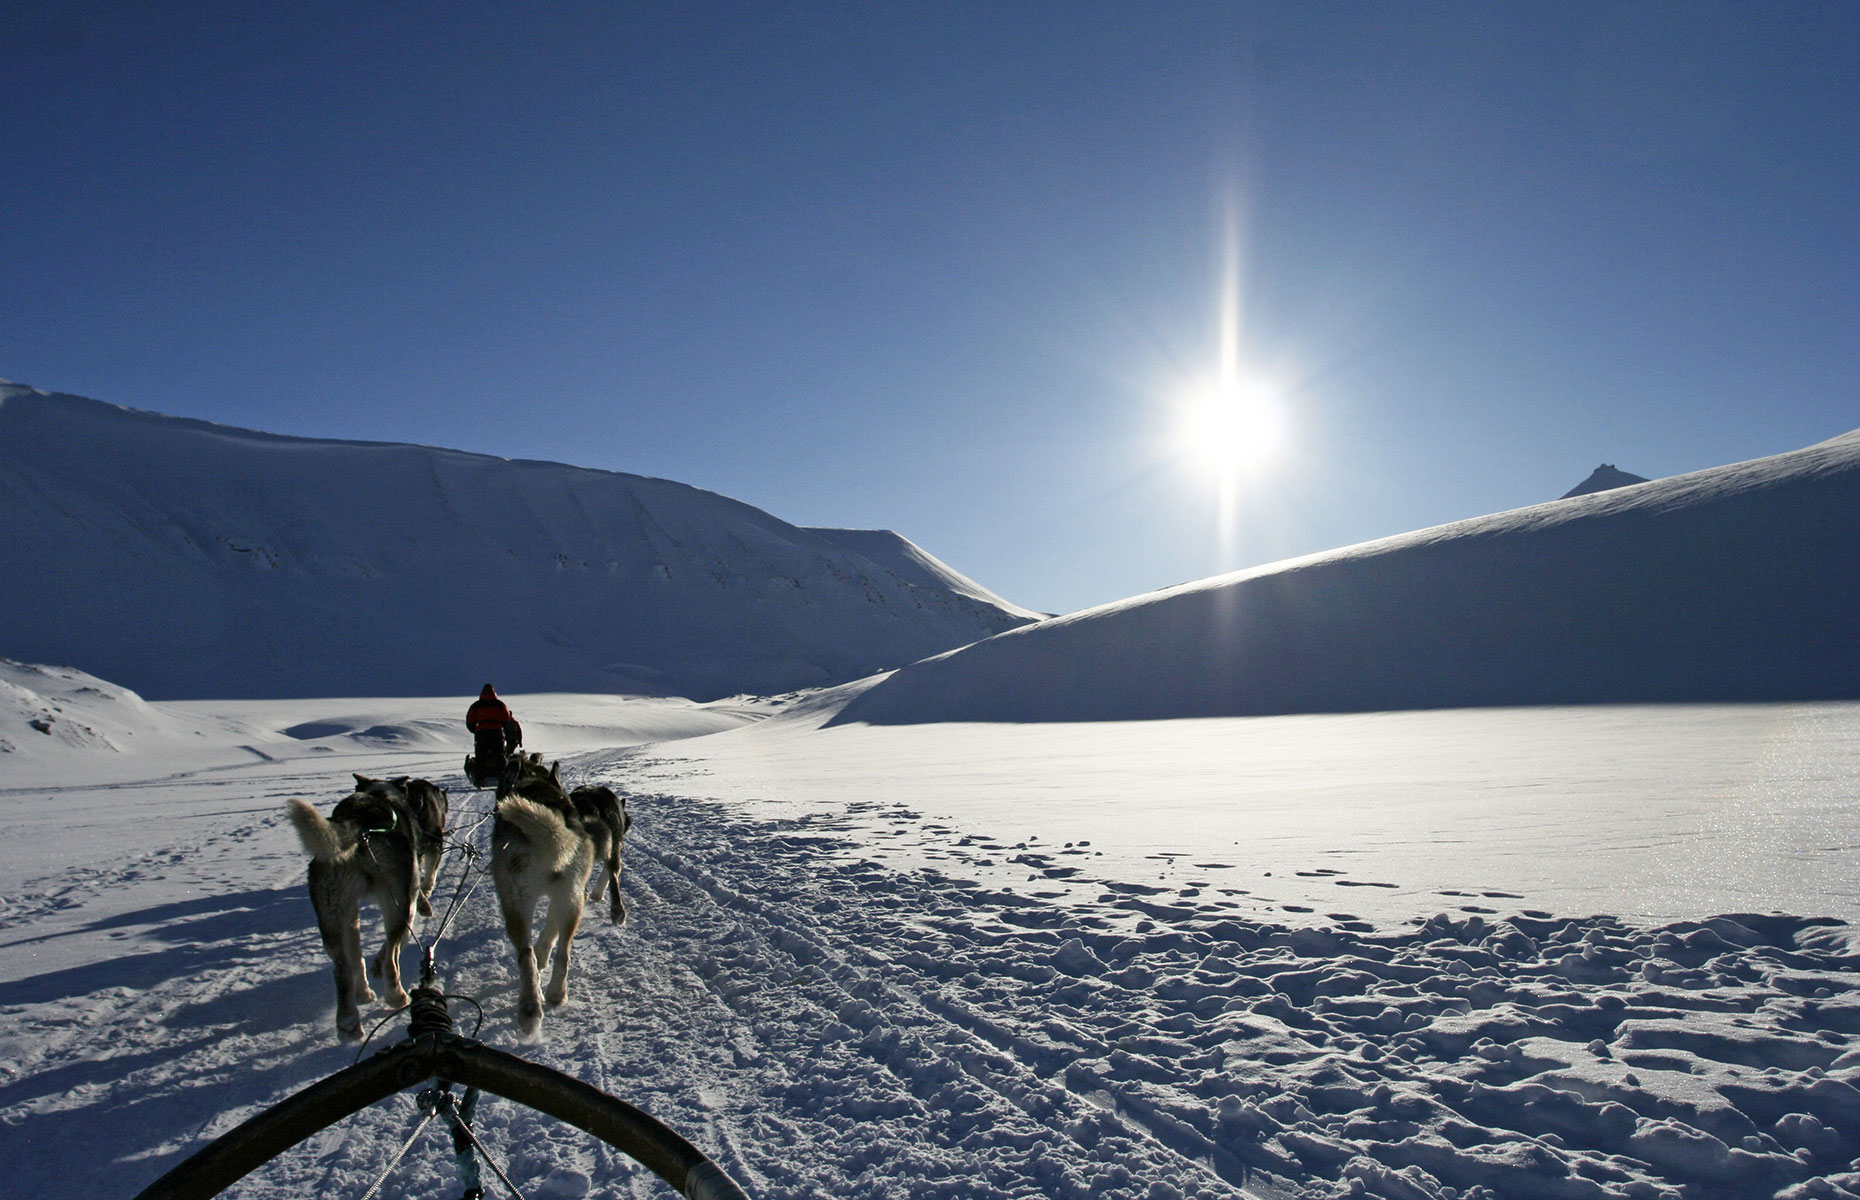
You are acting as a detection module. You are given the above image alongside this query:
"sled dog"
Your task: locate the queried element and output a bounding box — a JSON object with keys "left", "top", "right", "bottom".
{"left": 568, "top": 784, "right": 632, "bottom": 923}
{"left": 286, "top": 775, "right": 450, "bottom": 1042}
{"left": 492, "top": 754, "right": 595, "bottom": 1039}
{"left": 401, "top": 777, "right": 451, "bottom": 916}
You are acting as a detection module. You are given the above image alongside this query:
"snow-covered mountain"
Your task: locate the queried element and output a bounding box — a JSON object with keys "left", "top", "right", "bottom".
{"left": 835, "top": 428, "right": 1860, "bottom": 723}
{"left": 804, "top": 526, "right": 1046, "bottom": 618}
{"left": 1560, "top": 462, "right": 1651, "bottom": 498}
{"left": 0, "top": 382, "right": 1036, "bottom": 700}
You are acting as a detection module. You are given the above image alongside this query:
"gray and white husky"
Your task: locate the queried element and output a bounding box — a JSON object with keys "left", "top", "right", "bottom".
{"left": 493, "top": 754, "right": 595, "bottom": 1040}
{"left": 286, "top": 775, "right": 449, "bottom": 1042}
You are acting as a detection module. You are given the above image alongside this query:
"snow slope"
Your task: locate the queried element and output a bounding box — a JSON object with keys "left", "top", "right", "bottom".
{"left": 833, "top": 429, "right": 1860, "bottom": 724}
{"left": 805, "top": 526, "right": 1047, "bottom": 620}
{"left": 0, "top": 658, "right": 202, "bottom": 763}
{"left": 4, "top": 688, "right": 1859, "bottom": 1200}
{"left": 0, "top": 382, "right": 1035, "bottom": 701}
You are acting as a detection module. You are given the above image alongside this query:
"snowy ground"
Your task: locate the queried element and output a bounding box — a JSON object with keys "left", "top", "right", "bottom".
{"left": 4, "top": 673, "right": 1859, "bottom": 1199}
{"left": 607, "top": 701, "right": 1860, "bottom": 927}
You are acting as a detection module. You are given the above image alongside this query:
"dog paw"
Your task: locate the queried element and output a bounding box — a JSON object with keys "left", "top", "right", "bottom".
{"left": 417, "top": 897, "right": 434, "bottom": 918}
{"left": 516, "top": 1002, "right": 543, "bottom": 1041}
{"left": 337, "top": 1017, "right": 364, "bottom": 1043}
{"left": 385, "top": 988, "right": 410, "bottom": 1009}
{"left": 611, "top": 901, "right": 628, "bottom": 924}
{"left": 358, "top": 985, "right": 378, "bottom": 1003}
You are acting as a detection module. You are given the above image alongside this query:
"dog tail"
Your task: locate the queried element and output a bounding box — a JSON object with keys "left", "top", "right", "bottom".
{"left": 286, "top": 799, "right": 351, "bottom": 863}
{"left": 496, "top": 796, "right": 580, "bottom": 873}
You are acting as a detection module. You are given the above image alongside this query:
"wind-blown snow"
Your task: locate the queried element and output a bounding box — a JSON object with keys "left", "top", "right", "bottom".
{"left": 0, "top": 382, "right": 1035, "bottom": 701}
{"left": 4, "top": 674, "right": 1858, "bottom": 1200}
{"left": 832, "top": 428, "right": 1860, "bottom": 724}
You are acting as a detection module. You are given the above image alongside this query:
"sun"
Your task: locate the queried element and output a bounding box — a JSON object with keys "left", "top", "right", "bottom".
{"left": 1175, "top": 374, "right": 1288, "bottom": 480}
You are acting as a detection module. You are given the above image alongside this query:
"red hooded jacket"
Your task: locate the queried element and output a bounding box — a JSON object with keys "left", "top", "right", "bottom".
{"left": 466, "top": 685, "right": 515, "bottom": 733}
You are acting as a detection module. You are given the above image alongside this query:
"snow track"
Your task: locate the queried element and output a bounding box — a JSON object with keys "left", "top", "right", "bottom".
{"left": 617, "top": 795, "right": 1271, "bottom": 1199}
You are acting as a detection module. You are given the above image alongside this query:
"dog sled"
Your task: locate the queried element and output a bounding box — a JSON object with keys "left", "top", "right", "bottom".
{"left": 465, "top": 729, "right": 517, "bottom": 792}
{"left": 464, "top": 751, "right": 498, "bottom": 790}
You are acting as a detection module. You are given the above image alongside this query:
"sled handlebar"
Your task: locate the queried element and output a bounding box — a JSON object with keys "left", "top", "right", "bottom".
{"left": 130, "top": 1023, "right": 752, "bottom": 1200}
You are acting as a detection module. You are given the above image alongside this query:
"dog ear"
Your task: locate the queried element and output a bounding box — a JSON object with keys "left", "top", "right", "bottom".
{"left": 550, "top": 762, "right": 560, "bottom": 782}
{"left": 353, "top": 773, "right": 371, "bottom": 789}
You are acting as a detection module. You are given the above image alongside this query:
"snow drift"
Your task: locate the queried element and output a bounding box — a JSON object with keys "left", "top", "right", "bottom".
{"left": 0, "top": 657, "right": 201, "bottom": 759}
{"left": 0, "top": 382, "right": 1035, "bottom": 700}
{"left": 834, "top": 429, "right": 1860, "bottom": 723}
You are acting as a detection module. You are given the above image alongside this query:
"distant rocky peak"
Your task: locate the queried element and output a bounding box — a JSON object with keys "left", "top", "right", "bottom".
{"left": 1560, "top": 463, "right": 1650, "bottom": 500}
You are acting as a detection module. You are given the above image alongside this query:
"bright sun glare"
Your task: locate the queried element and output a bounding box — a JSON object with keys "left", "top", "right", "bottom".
{"left": 1171, "top": 183, "right": 1290, "bottom": 486}
{"left": 1176, "top": 375, "right": 1288, "bottom": 479}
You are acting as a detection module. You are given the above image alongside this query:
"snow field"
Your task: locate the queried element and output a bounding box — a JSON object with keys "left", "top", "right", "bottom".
{"left": 2, "top": 690, "right": 1859, "bottom": 1199}
{"left": 601, "top": 704, "right": 1860, "bottom": 928}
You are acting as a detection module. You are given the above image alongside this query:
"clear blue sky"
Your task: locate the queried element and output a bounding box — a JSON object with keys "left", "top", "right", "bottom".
{"left": 4, "top": 3, "right": 1856, "bottom": 615}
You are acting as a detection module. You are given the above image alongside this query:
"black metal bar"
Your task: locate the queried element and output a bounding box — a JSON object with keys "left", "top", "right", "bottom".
{"left": 131, "top": 1038, "right": 426, "bottom": 1200}
{"left": 129, "top": 1032, "right": 751, "bottom": 1200}
{"left": 432, "top": 1039, "right": 747, "bottom": 1200}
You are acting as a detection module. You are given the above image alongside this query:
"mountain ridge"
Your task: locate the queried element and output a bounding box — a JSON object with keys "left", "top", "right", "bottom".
{"left": 831, "top": 426, "right": 1860, "bottom": 723}
{"left": 0, "top": 382, "right": 1036, "bottom": 700}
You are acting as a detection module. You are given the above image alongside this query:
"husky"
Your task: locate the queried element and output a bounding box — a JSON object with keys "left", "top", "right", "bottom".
{"left": 286, "top": 775, "right": 451, "bottom": 1042}
{"left": 568, "top": 784, "right": 632, "bottom": 923}
{"left": 401, "top": 777, "right": 451, "bottom": 916}
{"left": 492, "top": 754, "right": 595, "bottom": 1039}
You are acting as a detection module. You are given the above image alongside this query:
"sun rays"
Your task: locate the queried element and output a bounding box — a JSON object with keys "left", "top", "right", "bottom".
{"left": 1164, "top": 177, "right": 1296, "bottom": 571}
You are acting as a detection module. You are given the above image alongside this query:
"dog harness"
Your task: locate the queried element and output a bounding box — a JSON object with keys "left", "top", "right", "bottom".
{"left": 358, "top": 808, "right": 399, "bottom": 837}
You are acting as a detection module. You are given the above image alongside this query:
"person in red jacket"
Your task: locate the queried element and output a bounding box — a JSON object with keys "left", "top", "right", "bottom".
{"left": 465, "top": 685, "right": 522, "bottom": 784}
